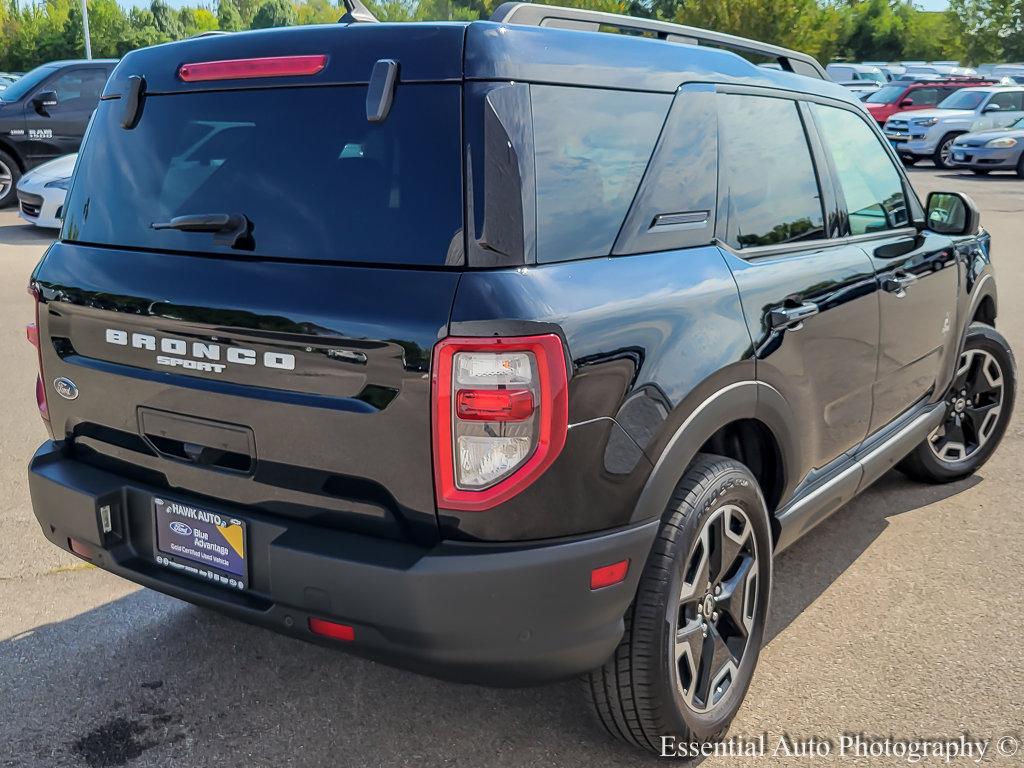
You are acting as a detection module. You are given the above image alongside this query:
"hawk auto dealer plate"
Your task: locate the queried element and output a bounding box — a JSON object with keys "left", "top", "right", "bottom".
{"left": 154, "top": 498, "right": 248, "bottom": 590}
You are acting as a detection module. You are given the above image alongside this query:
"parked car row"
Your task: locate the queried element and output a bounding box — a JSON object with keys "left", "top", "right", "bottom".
{"left": 827, "top": 61, "right": 983, "bottom": 85}
{"left": 864, "top": 78, "right": 999, "bottom": 124}
{"left": 0, "top": 58, "right": 115, "bottom": 214}
{"left": 883, "top": 85, "right": 1024, "bottom": 171}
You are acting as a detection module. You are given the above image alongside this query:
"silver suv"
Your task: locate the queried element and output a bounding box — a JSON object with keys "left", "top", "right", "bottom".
{"left": 884, "top": 86, "right": 1024, "bottom": 168}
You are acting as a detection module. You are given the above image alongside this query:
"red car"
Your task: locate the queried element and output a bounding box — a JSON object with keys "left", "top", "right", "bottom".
{"left": 864, "top": 79, "right": 997, "bottom": 125}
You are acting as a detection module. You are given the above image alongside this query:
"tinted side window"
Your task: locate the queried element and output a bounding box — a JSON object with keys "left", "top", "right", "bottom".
{"left": 988, "top": 91, "right": 1024, "bottom": 111}
{"left": 531, "top": 85, "right": 670, "bottom": 263}
{"left": 46, "top": 69, "right": 106, "bottom": 107}
{"left": 912, "top": 87, "right": 940, "bottom": 106}
{"left": 811, "top": 103, "right": 908, "bottom": 235}
{"left": 718, "top": 94, "right": 825, "bottom": 249}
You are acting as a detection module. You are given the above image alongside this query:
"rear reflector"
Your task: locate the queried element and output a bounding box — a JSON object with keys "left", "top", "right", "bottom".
{"left": 68, "top": 538, "right": 93, "bottom": 560}
{"left": 28, "top": 283, "right": 49, "bottom": 424}
{"left": 590, "top": 559, "right": 629, "bottom": 590}
{"left": 35, "top": 375, "right": 48, "bottom": 421}
{"left": 178, "top": 55, "right": 328, "bottom": 83}
{"left": 308, "top": 617, "right": 355, "bottom": 642}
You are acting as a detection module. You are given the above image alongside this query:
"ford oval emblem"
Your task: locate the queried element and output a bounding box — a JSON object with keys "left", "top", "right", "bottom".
{"left": 53, "top": 377, "right": 79, "bottom": 400}
{"left": 169, "top": 521, "right": 192, "bottom": 537}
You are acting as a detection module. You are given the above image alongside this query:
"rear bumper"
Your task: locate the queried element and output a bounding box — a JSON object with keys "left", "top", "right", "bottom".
{"left": 28, "top": 442, "right": 657, "bottom": 686}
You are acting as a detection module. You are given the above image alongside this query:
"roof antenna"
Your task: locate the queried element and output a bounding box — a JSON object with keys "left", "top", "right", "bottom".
{"left": 338, "top": 0, "right": 378, "bottom": 23}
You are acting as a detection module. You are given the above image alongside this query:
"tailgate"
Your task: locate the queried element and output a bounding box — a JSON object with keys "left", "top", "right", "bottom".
{"left": 34, "top": 242, "right": 458, "bottom": 544}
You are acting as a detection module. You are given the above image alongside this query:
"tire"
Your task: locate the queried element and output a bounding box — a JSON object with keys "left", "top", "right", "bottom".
{"left": 584, "top": 454, "right": 772, "bottom": 753}
{"left": 971, "top": 169, "right": 991, "bottom": 176}
{"left": 901, "top": 155, "right": 919, "bottom": 167}
{"left": 1016, "top": 154, "right": 1024, "bottom": 180}
{"left": 0, "top": 149, "right": 21, "bottom": 209}
{"left": 899, "top": 323, "right": 1016, "bottom": 484}
{"left": 933, "top": 133, "right": 961, "bottom": 169}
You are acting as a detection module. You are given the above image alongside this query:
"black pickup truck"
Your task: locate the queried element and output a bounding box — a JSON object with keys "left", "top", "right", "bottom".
{"left": 0, "top": 59, "right": 115, "bottom": 207}
{"left": 26, "top": 4, "right": 1015, "bottom": 753}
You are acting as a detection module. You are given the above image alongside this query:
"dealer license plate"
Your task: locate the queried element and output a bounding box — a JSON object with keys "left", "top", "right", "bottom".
{"left": 154, "top": 497, "right": 248, "bottom": 590}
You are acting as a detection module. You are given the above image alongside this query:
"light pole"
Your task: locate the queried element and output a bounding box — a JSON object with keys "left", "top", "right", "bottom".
{"left": 80, "top": 0, "right": 92, "bottom": 59}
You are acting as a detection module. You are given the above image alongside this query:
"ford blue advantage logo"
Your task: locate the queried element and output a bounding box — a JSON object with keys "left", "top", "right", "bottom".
{"left": 169, "top": 521, "right": 193, "bottom": 537}
{"left": 53, "top": 377, "right": 78, "bottom": 400}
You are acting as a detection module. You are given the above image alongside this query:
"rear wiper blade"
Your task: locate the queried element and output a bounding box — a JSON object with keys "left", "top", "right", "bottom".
{"left": 151, "top": 213, "right": 254, "bottom": 250}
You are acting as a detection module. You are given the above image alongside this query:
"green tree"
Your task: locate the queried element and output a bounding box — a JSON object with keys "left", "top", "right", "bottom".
{"left": 217, "top": 0, "right": 244, "bottom": 30}
{"left": 179, "top": 6, "right": 218, "bottom": 35}
{"left": 251, "top": 0, "right": 296, "bottom": 28}
{"left": 949, "top": 0, "right": 1020, "bottom": 63}
{"left": 235, "top": 0, "right": 263, "bottom": 26}
{"left": 151, "top": 0, "right": 184, "bottom": 37}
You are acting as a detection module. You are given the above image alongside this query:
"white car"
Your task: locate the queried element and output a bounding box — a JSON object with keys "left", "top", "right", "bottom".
{"left": 16, "top": 153, "right": 77, "bottom": 228}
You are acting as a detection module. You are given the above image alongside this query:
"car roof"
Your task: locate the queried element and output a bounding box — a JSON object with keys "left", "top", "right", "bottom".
{"left": 906, "top": 79, "right": 993, "bottom": 88}
{"left": 828, "top": 62, "right": 880, "bottom": 71}
{"left": 469, "top": 22, "right": 854, "bottom": 99}
{"left": 958, "top": 85, "right": 1024, "bottom": 93}
{"left": 107, "top": 21, "right": 857, "bottom": 105}
{"left": 44, "top": 59, "right": 118, "bottom": 67}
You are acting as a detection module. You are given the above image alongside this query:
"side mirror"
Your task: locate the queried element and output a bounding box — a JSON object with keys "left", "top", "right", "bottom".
{"left": 925, "top": 191, "right": 980, "bottom": 236}
{"left": 899, "top": 98, "right": 913, "bottom": 107}
{"left": 983, "top": 103, "right": 1001, "bottom": 113}
{"left": 32, "top": 90, "right": 58, "bottom": 110}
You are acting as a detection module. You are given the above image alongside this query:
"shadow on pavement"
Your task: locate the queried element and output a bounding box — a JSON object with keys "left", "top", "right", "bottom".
{"left": 0, "top": 219, "right": 56, "bottom": 247}
{"left": 767, "top": 470, "right": 980, "bottom": 644}
{"left": 0, "top": 470, "right": 979, "bottom": 768}
{"left": 906, "top": 166, "right": 1021, "bottom": 183}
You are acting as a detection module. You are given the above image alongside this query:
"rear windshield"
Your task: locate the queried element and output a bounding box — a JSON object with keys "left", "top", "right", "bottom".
{"left": 937, "top": 90, "right": 986, "bottom": 110}
{"left": 866, "top": 84, "right": 906, "bottom": 104}
{"left": 63, "top": 84, "right": 464, "bottom": 266}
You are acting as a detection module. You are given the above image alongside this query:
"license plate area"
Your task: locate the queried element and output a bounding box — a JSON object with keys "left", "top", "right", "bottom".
{"left": 154, "top": 497, "right": 248, "bottom": 590}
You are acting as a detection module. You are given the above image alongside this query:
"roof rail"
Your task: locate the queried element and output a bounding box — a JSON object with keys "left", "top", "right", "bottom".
{"left": 490, "top": 2, "right": 828, "bottom": 80}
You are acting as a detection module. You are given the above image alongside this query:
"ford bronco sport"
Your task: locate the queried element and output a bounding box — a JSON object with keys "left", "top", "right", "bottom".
{"left": 26, "top": 2, "right": 1015, "bottom": 752}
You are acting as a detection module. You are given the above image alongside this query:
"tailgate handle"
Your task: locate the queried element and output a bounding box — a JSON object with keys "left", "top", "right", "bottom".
{"left": 138, "top": 408, "right": 256, "bottom": 474}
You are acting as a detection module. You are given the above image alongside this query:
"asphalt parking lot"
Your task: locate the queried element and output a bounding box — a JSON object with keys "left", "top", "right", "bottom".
{"left": 1, "top": 168, "right": 1023, "bottom": 767}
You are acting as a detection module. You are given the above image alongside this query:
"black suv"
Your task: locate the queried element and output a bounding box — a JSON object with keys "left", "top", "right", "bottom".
{"left": 26, "top": 4, "right": 1015, "bottom": 753}
{"left": 0, "top": 59, "right": 116, "bottom": 208}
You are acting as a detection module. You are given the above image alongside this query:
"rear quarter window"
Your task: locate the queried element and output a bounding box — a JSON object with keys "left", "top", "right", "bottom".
{"left": 530, "top": 85, "right": 670, "bottom": 263}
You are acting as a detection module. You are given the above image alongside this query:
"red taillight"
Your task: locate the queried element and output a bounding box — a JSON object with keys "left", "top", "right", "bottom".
{"left": 308, "top": 617, "right": 355, "bottom": 642}
{"left": 178, "top": 55, "right": 328, "bottom": 82}
{"left": 432, "top": 334, "right": 569, "bottom": 512}
{"left": 456, "top": 388, "right": 535, "bottom": 422}
{"left": 27, "top": 284, "right": 49, "bottom": 423}
{"left": 590, "top": 560, "right": 630, "bottom": 590}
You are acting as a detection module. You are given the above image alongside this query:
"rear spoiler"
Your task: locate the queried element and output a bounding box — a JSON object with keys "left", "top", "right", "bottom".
{"left": 491, "top": 2, "right": 827, "bottom": 80}
{"left": 339, "top": 0, "right": 378, "bottom": 23}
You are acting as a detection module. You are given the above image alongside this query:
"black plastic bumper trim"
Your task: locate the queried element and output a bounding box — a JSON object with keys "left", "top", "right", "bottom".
{"left": 28, "top": 441, "right": 658, "bottom": 686}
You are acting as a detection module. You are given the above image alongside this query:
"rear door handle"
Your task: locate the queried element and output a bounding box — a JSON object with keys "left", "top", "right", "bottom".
{"left": 768, "top": 301, "right": 819, "bottom": 331}
{"left": 882, "top": 271, "right": 918, "bottom": 297}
